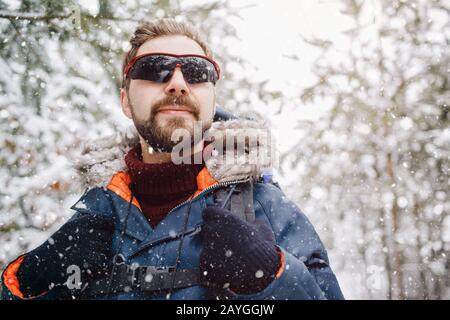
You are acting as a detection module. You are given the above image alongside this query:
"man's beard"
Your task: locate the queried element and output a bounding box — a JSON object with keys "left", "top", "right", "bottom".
{"left": 130, "top": 95, "right": 212, "bottom": 153}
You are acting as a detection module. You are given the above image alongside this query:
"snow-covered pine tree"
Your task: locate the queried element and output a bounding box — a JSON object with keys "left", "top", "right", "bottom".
{"left": 282, "top": 0, "right": 449, "bottom": 299}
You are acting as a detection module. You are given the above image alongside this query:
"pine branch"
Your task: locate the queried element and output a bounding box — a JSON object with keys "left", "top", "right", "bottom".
{"left": 0, "top": 10, "right": 140, "bottom": 22}
{"left": 0, "top": 11, "right": 71, "bottom": 21}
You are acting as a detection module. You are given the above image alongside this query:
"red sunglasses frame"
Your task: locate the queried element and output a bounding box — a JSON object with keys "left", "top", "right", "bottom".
{"left": 123, "top": 52, "right": 221, "bottom": 81}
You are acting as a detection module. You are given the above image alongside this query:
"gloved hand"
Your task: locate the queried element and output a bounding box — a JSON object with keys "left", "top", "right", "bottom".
{"left": 16, "top": 214, "right": 114, "bottom": 298}
{"left": 199, "top": 207, "right": 281, "bottom": 294}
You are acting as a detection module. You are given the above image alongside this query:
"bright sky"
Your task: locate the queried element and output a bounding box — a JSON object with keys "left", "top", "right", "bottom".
{"left": 225, "top": 0, "right": 353, "bottom": 168}
{"left": 228, "top": 0, "right": 350, "bottom": 93}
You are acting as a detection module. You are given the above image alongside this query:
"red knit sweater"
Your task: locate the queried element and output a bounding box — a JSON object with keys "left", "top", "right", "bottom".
{"left": 124, "top": 144, "right": 204, "bottom": 228}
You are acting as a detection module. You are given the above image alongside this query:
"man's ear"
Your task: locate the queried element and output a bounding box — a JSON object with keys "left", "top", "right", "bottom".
{"left": 120, "top": 88, "right": 133, "bottom": 119}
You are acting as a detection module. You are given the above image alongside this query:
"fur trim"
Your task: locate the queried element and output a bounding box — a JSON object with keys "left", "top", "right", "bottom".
{"left": 73, "top": 126, "right": 139, "bottom": 189}
{"left": 204, "top": 119, "right": 275, "bottom": 183}
{"left": 73, "top": 118, "right": 275, "bottom": 189}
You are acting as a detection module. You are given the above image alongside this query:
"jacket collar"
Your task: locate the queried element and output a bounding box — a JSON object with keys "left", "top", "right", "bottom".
{"left": 74, "top": 118, "right": 274, "bottom": 190}
{"left": 106, "top": 167, "right": 218, "bottom": 211}
{"left": 74, "top": 117, "right": 275, "bottom": 247}
{"left": 106, "top": 167, "right": 218, "bottom": 246}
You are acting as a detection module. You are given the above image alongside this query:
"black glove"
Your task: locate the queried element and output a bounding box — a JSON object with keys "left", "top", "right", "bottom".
{"left": 200, "top": 207, "right": 281, "bottom": 294}
{"left": 16, "top": 214, "right": 114, "bottom": 298}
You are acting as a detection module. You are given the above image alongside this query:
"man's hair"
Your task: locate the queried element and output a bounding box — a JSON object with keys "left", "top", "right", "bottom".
{"left": 121, "top": 18, "right": 213, "bottom": 90}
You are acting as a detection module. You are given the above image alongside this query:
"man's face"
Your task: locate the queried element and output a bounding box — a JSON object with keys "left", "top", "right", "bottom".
{"left": 120, "top": 35, "right": 216, "bottom": 152}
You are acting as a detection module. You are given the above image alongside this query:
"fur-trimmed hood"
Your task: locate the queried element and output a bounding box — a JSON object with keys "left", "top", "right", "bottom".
{"left": 74, "top": 117, "right": 276, "bottom": 189}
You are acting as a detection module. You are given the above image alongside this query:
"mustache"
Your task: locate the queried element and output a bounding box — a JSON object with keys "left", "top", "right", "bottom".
{"left": 152, "top": 96, "right": 200, "bottom": 117}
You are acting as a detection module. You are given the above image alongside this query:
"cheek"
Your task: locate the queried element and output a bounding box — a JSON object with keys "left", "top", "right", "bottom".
{"left": 195, "top": 86, "right": 215, "bottom": 119}
{"left": 128, "top": 81, "right": 159, "bottom": 120}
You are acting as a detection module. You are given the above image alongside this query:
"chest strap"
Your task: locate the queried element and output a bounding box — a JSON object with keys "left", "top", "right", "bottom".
{"left": 83, "top": 264, "right": 200, "bottom": 297}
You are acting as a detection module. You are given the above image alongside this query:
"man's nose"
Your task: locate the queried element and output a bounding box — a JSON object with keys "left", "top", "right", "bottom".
{"left": 164, "top": 65, "right": 190, "bottom": 96}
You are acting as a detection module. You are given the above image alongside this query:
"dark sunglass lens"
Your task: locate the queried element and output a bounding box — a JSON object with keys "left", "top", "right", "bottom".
{"left": 182, "top": 57, "right": 217, "bottom": 84}
{"left": 129, "top": 55, "right": 176, "bottom": 82}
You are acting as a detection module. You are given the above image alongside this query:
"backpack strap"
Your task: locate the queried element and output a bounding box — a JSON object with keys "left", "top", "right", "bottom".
{"left": 213, "top": 180, "right": 256, "bottom": 223}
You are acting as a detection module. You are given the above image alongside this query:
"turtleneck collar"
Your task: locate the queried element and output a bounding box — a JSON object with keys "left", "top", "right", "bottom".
{"left": 124, "top": 143, "right": 204, "bottom": 199}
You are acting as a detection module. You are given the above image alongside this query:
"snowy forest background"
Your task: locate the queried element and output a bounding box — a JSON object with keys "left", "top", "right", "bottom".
{"left": 0, "top": 0, "right": 448, "bottom": 299}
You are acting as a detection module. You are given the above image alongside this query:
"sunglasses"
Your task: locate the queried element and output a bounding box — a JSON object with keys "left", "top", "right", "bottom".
{"left": 123, "top": 52, "right": 221, "bottom": 85}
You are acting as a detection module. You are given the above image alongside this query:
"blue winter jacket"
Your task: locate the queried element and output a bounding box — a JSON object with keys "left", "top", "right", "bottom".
{"left": 1, "top": 110, "right": 344, "bottom": 300}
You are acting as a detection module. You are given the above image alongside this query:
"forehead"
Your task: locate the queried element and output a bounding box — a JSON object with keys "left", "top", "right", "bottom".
{"left": 136, "top": 35, "right": 206, "bottom": 56}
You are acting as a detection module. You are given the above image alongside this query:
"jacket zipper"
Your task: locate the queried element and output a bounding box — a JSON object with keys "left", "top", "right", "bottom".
{"left": 165, "top": 177, "right": 250, "bottom": 217}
